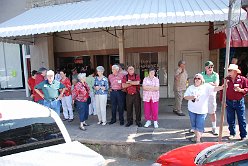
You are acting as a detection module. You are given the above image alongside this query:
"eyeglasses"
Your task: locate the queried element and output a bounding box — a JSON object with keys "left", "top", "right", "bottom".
{"left": 194, "top": 78, "right": 201, "bottom": 80}
{"left": 208, "top": 66, "right": 214, "bottom": 69}
{"left": 228, "top": 69, "right": 233, "bottom": 72}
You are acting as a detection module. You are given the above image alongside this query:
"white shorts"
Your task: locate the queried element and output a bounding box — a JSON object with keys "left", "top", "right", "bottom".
{"left": 208, "top": 95, "right": 217, "bottom": 114}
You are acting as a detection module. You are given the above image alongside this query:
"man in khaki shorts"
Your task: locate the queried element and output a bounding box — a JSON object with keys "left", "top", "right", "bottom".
{"left": 201, "top": 61, "right": 219, "bottom": 135}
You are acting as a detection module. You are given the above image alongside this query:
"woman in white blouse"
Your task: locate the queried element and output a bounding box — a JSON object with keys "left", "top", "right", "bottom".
{"left": 184, "top": 73, "right": 224, "bottom": 143}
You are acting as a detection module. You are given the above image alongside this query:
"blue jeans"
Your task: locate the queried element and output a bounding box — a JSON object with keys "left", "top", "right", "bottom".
{"left": 36, "top": 99, "right": 44, "bottom": 105}
{"left": 226, "top": 98, "right": 247, "bottom": 138}
{"left": 43, "top": 99, "right": 61, "bottom": 115}
{"left": 188, "top": 111, "right": 207, "bottom": 133}
{"left": 75, "top": 101, "right": 89, "bottom": 122}
{"left": 110, "top": 90, "right": 124, "bottom": 123}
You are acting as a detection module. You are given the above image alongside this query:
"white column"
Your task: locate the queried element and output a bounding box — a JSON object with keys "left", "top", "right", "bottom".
{"left": 22, "top": 45, "right": 29, "bottom": 97}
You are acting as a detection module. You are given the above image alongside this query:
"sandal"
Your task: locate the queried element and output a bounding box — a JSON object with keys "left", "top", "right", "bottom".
{"left": 190, "top": 137, "right": 201, "bottom": 143}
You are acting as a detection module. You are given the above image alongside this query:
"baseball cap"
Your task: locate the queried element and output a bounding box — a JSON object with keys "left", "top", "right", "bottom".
{"left": 38, "top": 67, "right": 47, "bottom": 73}
{"left": 205, "top": 61, "right": 214, "bottom": 67}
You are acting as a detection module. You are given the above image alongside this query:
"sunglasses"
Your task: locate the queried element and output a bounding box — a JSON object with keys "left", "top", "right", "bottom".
{"left": 208, "top": 66, "right": 214, "bottom": 69}
{"left": 194, "top": 77, "right": 201, "bottom": 80}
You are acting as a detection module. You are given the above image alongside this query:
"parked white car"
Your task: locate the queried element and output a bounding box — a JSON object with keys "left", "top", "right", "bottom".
{"left": 0, "top": 100, "right": 105, "bottom": 166}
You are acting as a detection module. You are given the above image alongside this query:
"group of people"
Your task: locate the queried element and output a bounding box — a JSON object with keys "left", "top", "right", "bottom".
{"left": 174, "top": 60, "right": 248, "bottom": 143}
{"left": 28, "top": 64, "right": 160, "bottom": 131}
{"left": 28, "top": 59, "right": 248, "bottom": 142}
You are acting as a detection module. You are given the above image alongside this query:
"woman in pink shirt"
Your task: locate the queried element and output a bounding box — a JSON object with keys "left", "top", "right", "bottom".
{"left": 142, "top": 67, "right": 160, "bottom": 128}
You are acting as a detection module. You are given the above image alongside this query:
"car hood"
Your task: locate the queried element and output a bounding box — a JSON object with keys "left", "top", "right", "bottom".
{"left": 156, "top": 142, "right": 218, "bottom": 166}
{"left": 0, "top": 141, "right": 105, "bottom": 166}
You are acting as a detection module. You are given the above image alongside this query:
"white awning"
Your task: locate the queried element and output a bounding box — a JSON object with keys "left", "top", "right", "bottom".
{"left": 0, "top": 0, "right": 246, "bottom": 38}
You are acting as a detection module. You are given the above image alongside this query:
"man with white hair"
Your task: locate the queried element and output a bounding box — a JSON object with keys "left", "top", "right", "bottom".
{"left": 225, "top": 64, "right": 248, "bottom": 140}
{"left": 108, "top": 64, "right": 125, "bottom": 125}
{"left": 35, "top": 70, "right": 65, "bottom": 115}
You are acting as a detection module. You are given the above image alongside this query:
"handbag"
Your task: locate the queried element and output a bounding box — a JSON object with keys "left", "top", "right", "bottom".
{"left": 87, "top": 96, "right": 91, "bottom": 105}
{"left": 82, "top": 83, "right": 91, "bottom": 105}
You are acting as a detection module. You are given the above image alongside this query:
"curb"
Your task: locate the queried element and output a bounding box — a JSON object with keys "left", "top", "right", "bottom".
{"left": 79, "top": 139, "right": 189, "bottom": 160}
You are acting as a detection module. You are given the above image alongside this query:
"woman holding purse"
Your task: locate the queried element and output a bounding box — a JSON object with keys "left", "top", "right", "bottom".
{"left": 72, "top": 73, "right": 90, "bottom": 131}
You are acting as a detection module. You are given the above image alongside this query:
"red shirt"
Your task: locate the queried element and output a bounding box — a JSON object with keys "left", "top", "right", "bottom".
{"left": 108, "top": 73, "right": 124, "bottom": 90}
{"left": 33, "top": 74, "right": 44, "bottom": 102}
{"left": 72, "top": 82, "right": 90, "bottom": 102}
{"left": 60, "top": 77, "right": 72, "bottom": 96}
{"left": 28, "top": 77, "right": 35, "bottom": 94}
{"left": 226, "top": 75, "right": 248, "bottom": 100}
{"left": 122, "top": 74, "right": 140, "bottom": 95}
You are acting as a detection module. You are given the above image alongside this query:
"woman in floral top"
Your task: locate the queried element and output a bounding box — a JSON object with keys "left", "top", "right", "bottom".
{"left": 72, "top": 73, "right": 90, "bottom": 131}
{"left": 94, "top": 66, "right": 109, "bottom": 125}
{"left": 142, "top": 67, "right": 160, "bottom": 128}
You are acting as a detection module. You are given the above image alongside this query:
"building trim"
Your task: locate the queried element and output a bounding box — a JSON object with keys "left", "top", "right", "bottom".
{"left": 55, "top": 46, "right": 168, "bottom": 57}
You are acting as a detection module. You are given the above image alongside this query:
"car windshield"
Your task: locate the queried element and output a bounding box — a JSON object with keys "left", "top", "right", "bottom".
{"left": 202, "top": 140, "right": 248, "bottom": 164}
{"left": 0, "top": 117, "right": 65, "bottom": 157}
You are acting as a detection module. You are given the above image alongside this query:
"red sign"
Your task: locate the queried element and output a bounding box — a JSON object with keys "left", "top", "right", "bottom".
{"left": 74, "top": 57, "right": 83, "bottom": 64}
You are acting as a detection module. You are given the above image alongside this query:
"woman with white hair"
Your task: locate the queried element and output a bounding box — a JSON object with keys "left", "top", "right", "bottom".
{"left": 72, "top": 73, "right": 90, "bottom": 130}
{"left": 94, "top": 66, "right": 109, "bottom": 125}
{"left": 184, "top": 73, "right": 224, "bottom": 143}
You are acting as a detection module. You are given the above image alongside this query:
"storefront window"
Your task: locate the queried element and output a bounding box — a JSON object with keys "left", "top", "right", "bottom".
{"left": 126, "top": 52, "right": 168, "bottom": 85}
{"left": 57, "top": 56, "right": 91, "bottom": 78}
{"left": 140, "top": 53, "right": 158, "bottom": 83}
{"left": 0, "top": 42, "right": 23, "bottom": 90}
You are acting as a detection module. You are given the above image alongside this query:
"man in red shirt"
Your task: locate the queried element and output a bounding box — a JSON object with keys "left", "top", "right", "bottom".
{"left": 33, "top": 67, "right": 47, "bottom": 105}
{"left": 225, "top": 64, "right": 248, "bottom": 140}
{"left": 108, "top": 64, "right": 125, "bottom": 125}
{"left": 28, "top": 70, "right": 37, "bottom": 100}
{"left": 122, "top": 66, "right": 141, "bottom": 127}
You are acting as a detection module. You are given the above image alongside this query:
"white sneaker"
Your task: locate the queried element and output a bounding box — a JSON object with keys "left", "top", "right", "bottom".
{"left": 189, "top": 129, "right": 194, "bottom": 133}
{"left": 97, "top": 121, "right": 102, "bottom": 125}
{"left": 102, "top": 122, "right": 107, "bottom": 126}
{"left": 144, "top": 120, "right": 151, "bottom": 128}
{"left": 212, "top": 128, "right": 218, "bottom": 136}
{"left": 228, "top": 135, "right": 235, "bottom": 140}
{"left": 154, "top": 121, "right": 159, "bottom": 128}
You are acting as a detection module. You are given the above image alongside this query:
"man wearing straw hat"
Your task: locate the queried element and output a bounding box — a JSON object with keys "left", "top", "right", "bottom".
{"left": 225, "top": 64, "right": 248, "bottom": 140}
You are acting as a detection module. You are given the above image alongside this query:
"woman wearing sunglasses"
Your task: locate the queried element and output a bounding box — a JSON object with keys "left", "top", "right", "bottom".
{"left": 184, "top": 73, "right": 224, "bottom": 143}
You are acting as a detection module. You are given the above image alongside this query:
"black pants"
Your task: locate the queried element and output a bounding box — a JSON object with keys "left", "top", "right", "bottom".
{"left": 126, "top": 93, "right": 141, "bottom": 123}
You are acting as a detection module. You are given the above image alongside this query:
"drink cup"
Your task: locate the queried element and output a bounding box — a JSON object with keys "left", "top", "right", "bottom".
{"left": 234, "top": 84, "right": 239, "bottom": 91}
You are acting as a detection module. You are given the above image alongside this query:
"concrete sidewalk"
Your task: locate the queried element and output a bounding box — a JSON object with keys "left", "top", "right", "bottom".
{"left": 1, "top": 90, "right": 247, "bottom": 160}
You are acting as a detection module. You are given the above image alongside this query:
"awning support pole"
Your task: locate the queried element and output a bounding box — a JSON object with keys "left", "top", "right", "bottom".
{"left": 161, "top": 24, "right": 166, "bottom": 37}
{"left": 218, "top": 0, "right": 233, "bottom": 142}
{"left": 118, "top": 26, "right": 125, "bottom": 63}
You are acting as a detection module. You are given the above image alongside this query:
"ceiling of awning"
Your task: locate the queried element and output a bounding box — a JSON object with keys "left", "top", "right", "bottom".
{"left": 0, "top": 0, "right": 246, "bottom": 38}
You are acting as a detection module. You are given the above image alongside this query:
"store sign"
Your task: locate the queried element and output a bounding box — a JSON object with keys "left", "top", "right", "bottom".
{"left": 74, "top": 57, "right": 83, "bottom": 64}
